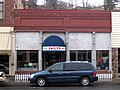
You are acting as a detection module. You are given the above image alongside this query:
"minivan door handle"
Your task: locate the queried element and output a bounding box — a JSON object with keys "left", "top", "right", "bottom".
{"left": 64, "top": 72, "right": 70, "bottom": 74}
{"left": 59, "top": 72, "right": 63, "bottom": 74}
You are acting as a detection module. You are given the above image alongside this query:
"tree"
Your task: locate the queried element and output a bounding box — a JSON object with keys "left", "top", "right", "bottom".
{"left": 46, "top": 0, "right": 58, "bottom": 9}
{"left": 43, "top": 0, "right": 74, "bottom": 9}
{"left": 23, "top": 0, "right": 37, "bottom": 9}
{"left": 104, "top": 0, "right": 119, "bottom": 10}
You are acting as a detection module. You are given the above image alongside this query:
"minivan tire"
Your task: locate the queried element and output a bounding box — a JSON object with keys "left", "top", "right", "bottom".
{"left": 80, "top": 77, "right": 90, "bottom": 86}
{"left": 36, "top": 77, "right": 46, "bottom": 87}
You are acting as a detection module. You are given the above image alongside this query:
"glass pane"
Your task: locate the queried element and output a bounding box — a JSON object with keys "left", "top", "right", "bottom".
{"left": 96, "top": 50, "right": 109, "bottom": 70}
{"left": 78, "top": 51, "right": 91, "bottom": 62}
{"left": 50, "top": 63, "right": 63, "bottom": 71}
{"left": 0, "top": 4, "right": 3, "bottom": 11}
{"left": 64, "top": 63, "right": 78, "bottom": 71}
{"left": 0, "top": 12, "right": 2, "bottom": 19}
{"left": 78, "top": 63, "right": 93, "bottom": 70}
{"left": 17, "top": 50, "right": 38, "bottom": 71}
{"left": 70, "top": 50, "right": 91, "bottom": 62}
{"left": 70, "top": 51, "right": 76, "bottom": 61}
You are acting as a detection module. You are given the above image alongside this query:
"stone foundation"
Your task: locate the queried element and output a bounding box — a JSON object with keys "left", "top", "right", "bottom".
{"left": 112, "top": 48, "right": 118, "bottom": 79}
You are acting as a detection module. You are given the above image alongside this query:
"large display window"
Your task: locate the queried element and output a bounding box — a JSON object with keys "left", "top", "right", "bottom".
{"left": 96, "top": 50, "right": 109, "bottom": 70}
{"left": 70, "top": 50, "right": 91, "bottom": 62}
{"left": 17, "top": 50, "right": 38, "bottom": 71}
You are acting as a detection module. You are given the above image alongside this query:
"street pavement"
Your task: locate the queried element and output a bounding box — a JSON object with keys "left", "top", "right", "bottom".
{"left": 1, "top": 78, "right": 120, "bottom": 87}
{"left": 0, "top": 80, "right": 120, "bottom": 90}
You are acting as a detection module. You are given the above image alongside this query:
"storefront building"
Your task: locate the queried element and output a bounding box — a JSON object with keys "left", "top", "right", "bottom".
{"left": 0, "top": 0, "right": 14, "bottom": 75}
{"left": 14, "top": 10, "right": 111, "bottom": 74}
{"left": 112, "top": 12, "right": 120, "bottom": 78}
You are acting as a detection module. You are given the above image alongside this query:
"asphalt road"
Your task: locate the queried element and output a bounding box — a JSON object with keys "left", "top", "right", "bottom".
{"left": 0, "top": 83, "right": 120, "bottom": 90}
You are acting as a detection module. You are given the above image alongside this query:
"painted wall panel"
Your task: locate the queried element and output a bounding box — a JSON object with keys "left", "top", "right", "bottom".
{"left": 68, "top": 33, "right": 92, "bottom": 50}
{"left": 68, "top": 33, "right": 110, "bottom": 50}
{"left": 16, "top": 32, "right": 39, "bottom": 50}
{"left": 112, "top": 12, "right": 120, "bottom": 47}
{"left": 96, "top": 33, "right": 111, "bottom": 50}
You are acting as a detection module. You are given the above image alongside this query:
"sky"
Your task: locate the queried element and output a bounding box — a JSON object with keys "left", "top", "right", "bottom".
{"left": 37, "top": 0, "right": 104, "bottom": 6}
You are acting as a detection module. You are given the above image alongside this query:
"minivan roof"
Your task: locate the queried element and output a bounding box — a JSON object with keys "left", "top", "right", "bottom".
{"left": 66, "top": 61, "right": 89, "bottom": 63}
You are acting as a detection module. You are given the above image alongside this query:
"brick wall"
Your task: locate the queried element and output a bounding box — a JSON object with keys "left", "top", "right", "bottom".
{"left": 15, "top": 10, "right": 111, "bottom": 32}
{"left": 0, "top": 0, "right": 14, "bottom": 26}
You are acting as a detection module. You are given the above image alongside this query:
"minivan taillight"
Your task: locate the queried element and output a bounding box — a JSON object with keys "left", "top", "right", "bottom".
{"left": 93, "top": 72, "right": 97, "bottom": 76}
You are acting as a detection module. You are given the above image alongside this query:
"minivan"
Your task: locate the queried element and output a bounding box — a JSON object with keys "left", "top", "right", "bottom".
{"left": 28, "top": 61, "right": 98, "bottom": 86}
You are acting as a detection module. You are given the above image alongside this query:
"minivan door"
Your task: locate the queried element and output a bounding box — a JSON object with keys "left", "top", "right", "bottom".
{"left": 47, "top": 63, "right": 65, "bottom": 83}
{"left": 63, "top": 63, "right": 80, "bottom": 83}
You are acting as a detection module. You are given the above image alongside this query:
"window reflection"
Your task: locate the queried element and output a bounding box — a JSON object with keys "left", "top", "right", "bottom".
{"left": 70, "top": 50, "right": 91, "bottom": 62}
{"left": 96, "top": 50, "right": 109, "bottom": 70}
{"left": 17, "top": 50, "right": 38, "bottom": 71}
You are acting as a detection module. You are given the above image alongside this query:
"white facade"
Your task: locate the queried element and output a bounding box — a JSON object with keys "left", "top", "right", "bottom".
{"left": 112, "top": 12, "right": 120, "bottom": 48}
{"left": 16, "top": 32, "right": 39, "bottom": 50}
{"left": 68, "top": 33, "right": 92, "bottom": 50}
{"left": 96, "top": 33, "right": 111, "bottom": 50}
{"left": 15, "top": 32, "right": 111, "bottom": 71}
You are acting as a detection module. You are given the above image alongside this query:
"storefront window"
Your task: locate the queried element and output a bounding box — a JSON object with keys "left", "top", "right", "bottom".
{"left": 96, "top": 50, "right": 109, "bottom": 70}
{"left": 0, "top": 0, "right": 4, "bottom": 19}
{"left": 70, "top": 50, "right": 91, "bottom": 62}
{"left": 17, "top": 50, "right": 38, "bottom": 71}
{"left": 70, "top": 51, "right": 76, "bottom": 61}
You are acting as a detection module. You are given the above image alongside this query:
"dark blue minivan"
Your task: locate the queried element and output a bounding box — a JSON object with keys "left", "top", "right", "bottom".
{"left": 28, "top": 61, "right": 98, "bottom": 86}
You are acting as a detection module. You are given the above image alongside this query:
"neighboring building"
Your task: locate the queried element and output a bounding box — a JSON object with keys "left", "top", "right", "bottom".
{"left": 14, "top": 10, "right": 111, "bottom": 75}
{"left": 112, "top": 11, "right": 120, "bottom": 78}
{"left": 0, "top": 0, "right": 14, "bottom": 75}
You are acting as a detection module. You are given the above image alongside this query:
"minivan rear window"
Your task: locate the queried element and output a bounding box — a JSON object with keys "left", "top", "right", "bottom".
{"left": 78, "top": 63, "right": 93, "bottom": 70}
{"left": 64, "top": 63, "right": 78, "bottom": 71}
{"left": 64, "top": 63, "right": 93, "bottom": 71}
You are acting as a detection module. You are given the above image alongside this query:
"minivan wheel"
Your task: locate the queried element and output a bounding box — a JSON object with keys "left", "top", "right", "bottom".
{"left": 80, "top": 77, "right": 90, "bottom": 86}
{"left": 36, "top": 77, "right": 46, "bottom": 87}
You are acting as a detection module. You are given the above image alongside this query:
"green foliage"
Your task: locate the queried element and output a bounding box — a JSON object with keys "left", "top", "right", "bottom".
{"left": 104, "top": 0, "right": 119, "bottom": 10}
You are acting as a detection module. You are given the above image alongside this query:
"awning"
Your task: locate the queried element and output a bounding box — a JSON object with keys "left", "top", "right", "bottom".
{"left": 43, "top": 35, "right": 66, "bottom": 51}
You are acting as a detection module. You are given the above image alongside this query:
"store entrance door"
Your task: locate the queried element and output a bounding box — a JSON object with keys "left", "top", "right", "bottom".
{"left": 42, "top": 35, "right": 66, "bottom": 69}
{"left": 0, "top": 55, "right": 9, "bottom": 74}
{"left": 42, "top": 51, "right": 66, "bottom": 69}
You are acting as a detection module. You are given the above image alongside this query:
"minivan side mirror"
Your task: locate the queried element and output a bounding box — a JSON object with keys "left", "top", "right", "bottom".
{"left": 48, "top": 69, "right": 53, "bottom": 72}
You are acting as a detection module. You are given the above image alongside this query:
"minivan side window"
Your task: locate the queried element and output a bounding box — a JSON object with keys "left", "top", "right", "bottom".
{"left": 49, "top": 63, "right": 63, "bottom": 71}
{"left": 64, "top": 63, "right": 78, "bottom": 71}
{"left": 78, "top": 63, "right": 93, "bottom": 70}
